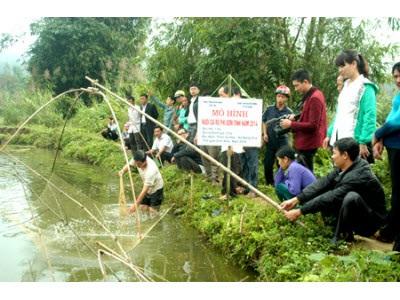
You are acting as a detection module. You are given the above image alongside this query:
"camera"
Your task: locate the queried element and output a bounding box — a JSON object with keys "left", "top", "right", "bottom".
{"left": 274, "top": 124, "right": 291, "bottom": 136}
{"left": 266, "top": 114, "right": 293, "bottom": 136}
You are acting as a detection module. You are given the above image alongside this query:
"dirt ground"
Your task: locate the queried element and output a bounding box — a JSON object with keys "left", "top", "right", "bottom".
{"left": 353, "top": 235, "right": 394, "bottom": 251}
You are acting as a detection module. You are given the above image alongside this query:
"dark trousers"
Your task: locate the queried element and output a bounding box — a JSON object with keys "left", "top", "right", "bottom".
{"left": 240, "top": 147, "right": 259, "bottom": 190}
{"left": 380, "top": 148, "right": 400, "bottom": 243}
{"left": 101, "top": 128, "right": 118, "bottom": 141}
{"left": 141, "top": 123, "right": 155, "bottom": 151}
{"left": 263, "top": 145, "right": 281, "bottom": 185}
{"left": 220, "top": 151, "right": 241, "bottom": 196}
{"left": 297, "top": 148, "right": 317, "bottom": 173}
{"left": 159, "top": 152, "right": 173, "bottom": 164}
{"left": 332, "top": 192, "right": 383, "bottom": 241}
{"left": 176, "top": 156, "right": 202, "bottom": 173}
{"left": 129, "top": 132, "right": 144, "bottom": 153}
{"left": 124, "top": 137, "right": 131, "bottom": 150}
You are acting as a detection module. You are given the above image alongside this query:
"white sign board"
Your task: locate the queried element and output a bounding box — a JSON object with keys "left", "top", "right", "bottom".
{"left": 197, "top": 96, "right": 262, "bottom": 147}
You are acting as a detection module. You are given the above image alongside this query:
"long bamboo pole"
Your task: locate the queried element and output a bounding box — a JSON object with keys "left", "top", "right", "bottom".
{"left": 0, "top": 88, "right": 83, "bottom": 152}
{"left": 12, "top": 170, "right": 123, "bottom": 281}
{"left": 85, "top": 77, "right": 283, "bottom": 212}
{"left": 93, "top": 89, "right": 142, "bottom": 237}
{"left": 96, "top": 246, "right": 152, "bottom": 282}
{"left": 226, "top": 75, "right": 233, "bottom": 200}
{"left": 5, "top": 151, "right": 131, "bottom": 260}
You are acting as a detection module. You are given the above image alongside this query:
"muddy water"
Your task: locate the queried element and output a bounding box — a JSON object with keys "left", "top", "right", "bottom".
{"left": 0, "top": 146, "right": 254, "bottom": 282}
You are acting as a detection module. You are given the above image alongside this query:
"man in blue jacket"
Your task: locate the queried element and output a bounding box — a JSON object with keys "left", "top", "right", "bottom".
{"left": 373, "top": 62, "right": 400, "bottom": 251}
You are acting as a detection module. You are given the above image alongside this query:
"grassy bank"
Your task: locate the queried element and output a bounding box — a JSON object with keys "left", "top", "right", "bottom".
{"left": 161, "top": 167, "right": 400, "bottom": 281}
{"left": 1, "top": 125, "right": 399, "bottom": 281}
{"left": 0, "top": 124, "right": 125, "bottom": 170}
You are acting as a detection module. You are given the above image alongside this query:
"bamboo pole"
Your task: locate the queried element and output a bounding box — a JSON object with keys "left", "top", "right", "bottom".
{"left": 93, "top": 89, "right": 142, "bottom": 236}
{"left": 0, "top": 88, "right": 83, "bottom": 152}
{"left": 5, "top": 152, "right": 131, "bottom": 260}
{"left": 96, "top": 243, "right": 152, "bottom": 282}
{"left": 226, "top": 75, "right": 233, "bottom": 200}
{"left": 0, "top": 86, "right": 143, "bottom": 236}
{"left": 96, "top": 242, "right": 168, "bottom": 282}
{"left": 50, "top": 91, "right": 84, "bottom": 173}
{"left": 126, "top": 205, "right": 174, "bottom": 253}
{"left": 13, "top": 168, "right": 123, "bottom": 281}
{"left": 97, "top": 250, "right": 107, "bottom": 279}
{"left": 85, "top": 78, "right": 284, "bottom": 211}
{"left": 118, "top": 176, "right": 129, "bottom": 217}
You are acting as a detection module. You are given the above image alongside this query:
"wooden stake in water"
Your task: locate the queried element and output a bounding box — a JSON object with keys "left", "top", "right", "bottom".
{"left": 119, "top": 176, "right": 128, "bottom": 217}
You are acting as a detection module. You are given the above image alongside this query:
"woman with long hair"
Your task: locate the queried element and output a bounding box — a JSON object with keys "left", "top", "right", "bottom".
{"left": 324, "top": 50, "right": 378, "bottom": 163}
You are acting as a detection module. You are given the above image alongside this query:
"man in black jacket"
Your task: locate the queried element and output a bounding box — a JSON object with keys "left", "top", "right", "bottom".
{"left": 171, "top": 128, "right": 204, "bottom": 173}
{"left": 280, "top": 137, "right": 387, "bottom": 243}
{"left": 187, "top": 83, "right": 200, "bottom": 142}
{"left": 139, "top": 93, "right": 159, "bottom": 150}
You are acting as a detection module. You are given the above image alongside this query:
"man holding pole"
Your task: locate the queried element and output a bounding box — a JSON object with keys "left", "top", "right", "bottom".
{"left": 280, "top": 137, "right": 386, "bottom": 244}
{"left": 118, "top": 150, "right": 164, "bottom": 216}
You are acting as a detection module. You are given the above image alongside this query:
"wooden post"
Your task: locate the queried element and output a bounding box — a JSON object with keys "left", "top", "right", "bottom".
{"left": 226, "top": 75, "right": 233, "bottom": 200}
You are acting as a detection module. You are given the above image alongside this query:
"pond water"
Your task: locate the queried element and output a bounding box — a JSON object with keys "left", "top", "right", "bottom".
{"left": 0, "top": 146, "right": 254, "bottom": 282}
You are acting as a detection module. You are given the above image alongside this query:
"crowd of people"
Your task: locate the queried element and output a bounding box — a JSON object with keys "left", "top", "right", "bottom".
{"left": 114, "top": 50, "right": 400, "bottom": 251}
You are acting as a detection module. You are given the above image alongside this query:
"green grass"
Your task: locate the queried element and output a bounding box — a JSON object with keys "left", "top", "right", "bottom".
{"left": 1, "top": 85, "right": 398, "bottom": 281}
{"left": 160, "top": 165, "right": 400, "bottom": 281}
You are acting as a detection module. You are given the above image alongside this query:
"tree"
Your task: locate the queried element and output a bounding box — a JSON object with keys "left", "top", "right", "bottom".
{"left": 27, "top": 18, "right": 150, "bottom": 98}
{"left": 0, "top": 33, "right": 17, "bottom": 52}
{"left": 147, "top": 18, "right": 397, "bottom": 109}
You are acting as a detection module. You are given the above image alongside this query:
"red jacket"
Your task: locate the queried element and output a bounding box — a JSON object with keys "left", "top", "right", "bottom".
{"left": 291, "top": 87, "right": 327, "bottom": 151}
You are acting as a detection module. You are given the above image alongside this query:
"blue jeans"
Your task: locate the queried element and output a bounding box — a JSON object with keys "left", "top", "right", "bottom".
{"left": 240, "top": 147, "right": 259, "bottom": 190}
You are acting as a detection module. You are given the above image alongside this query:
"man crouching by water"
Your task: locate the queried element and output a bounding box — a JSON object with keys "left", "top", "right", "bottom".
{"left": 118, "top": 150, "right": 164, "bottom": 217}
{"left": 280, "top": 137, "right": 387, "bottom": 244}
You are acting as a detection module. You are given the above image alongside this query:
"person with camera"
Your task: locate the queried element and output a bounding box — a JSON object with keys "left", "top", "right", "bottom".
{"left": 280, "top": 69, "right": 327, "bottom": 172}
{"left": 262, "top": 85, "right": 293, "bottom": 185}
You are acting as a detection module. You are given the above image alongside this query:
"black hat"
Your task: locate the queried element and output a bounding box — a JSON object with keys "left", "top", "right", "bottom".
{"left": 133, "top": 150, "right": 147, "bottom": 162}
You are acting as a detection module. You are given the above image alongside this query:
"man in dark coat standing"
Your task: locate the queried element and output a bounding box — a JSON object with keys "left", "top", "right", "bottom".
{"left": 280, "top": 137, "right": 387, "bottom": 244}
{"left": 139, "top": 93, "right": 159, "bottom": 150}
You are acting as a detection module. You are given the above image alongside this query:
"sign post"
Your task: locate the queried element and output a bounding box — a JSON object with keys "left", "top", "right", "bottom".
{"left": 197, "top": 91, "right": 262, "bottom": 199}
